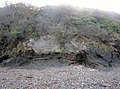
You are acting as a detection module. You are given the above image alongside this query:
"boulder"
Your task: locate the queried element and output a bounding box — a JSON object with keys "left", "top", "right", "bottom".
{"left": 28, "top": 36, "right": 60, "bottom": 54}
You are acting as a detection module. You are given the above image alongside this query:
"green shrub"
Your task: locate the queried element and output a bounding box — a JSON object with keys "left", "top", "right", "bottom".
{"left": 10, "top": 31, "right": 22, "bottom": 37}
{"left": 32, "top": 32, "right": 38, "bottom": 37}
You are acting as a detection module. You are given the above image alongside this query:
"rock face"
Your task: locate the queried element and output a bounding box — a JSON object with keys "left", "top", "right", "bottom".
{"left": 86, "top": 46, "right": 120, "bottom": 67}
{"left": 75, "top": 50, "right": 87, "bottom": 62}
{"left": 1, "top": 33, "right": 119, "bottom": 67}
{"left": 27, "top": 35, "right": 88, "bottom": 54}
{"left": 31, "top": 36, "right": 60, "bottom": 54}
{"left": 65, "top": 42, "right": 78, "bottom": 53}
{"left": 2, "top": 57, "right": 29, "bottom": 67}
{"left": 95, "top": 48, "right": 113, "bottom": 66}
{"left": 24, "top": 34, "right": 120, "bottom": 67}
{"left": 64, "top": 40, "right": 87, "bottom": 53}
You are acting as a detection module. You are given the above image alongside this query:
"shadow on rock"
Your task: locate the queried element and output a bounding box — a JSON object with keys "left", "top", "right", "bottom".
{"left": 0, "top": 57, "right": 30, "bottom": 67}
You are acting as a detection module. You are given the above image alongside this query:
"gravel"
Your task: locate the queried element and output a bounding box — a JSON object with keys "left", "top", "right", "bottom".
{"left": 0, "top": 59, "right": 120, "bottom": 89}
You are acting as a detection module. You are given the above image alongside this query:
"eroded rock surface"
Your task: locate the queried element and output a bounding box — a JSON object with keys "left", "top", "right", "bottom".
{"left": 31, "top": 36, "right": 60, "bottom": 54}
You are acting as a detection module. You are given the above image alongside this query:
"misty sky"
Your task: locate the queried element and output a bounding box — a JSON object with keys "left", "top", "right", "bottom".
{"left": 0, "top": 0, "right": 120, "bottom": 14}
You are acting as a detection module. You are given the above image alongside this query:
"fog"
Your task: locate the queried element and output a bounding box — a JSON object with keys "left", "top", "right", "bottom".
{"left": 0, "top": 0, "right": 120, "bottom": 14}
